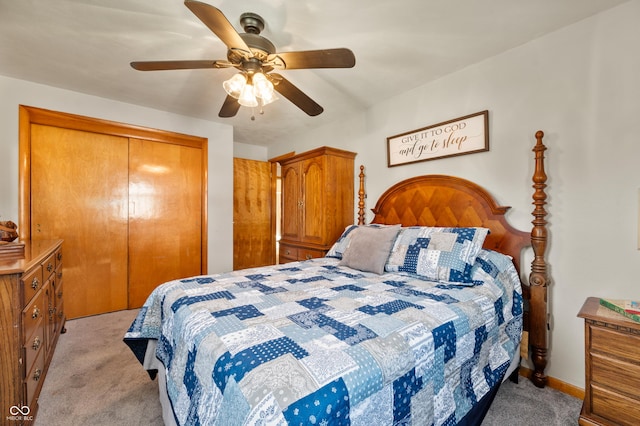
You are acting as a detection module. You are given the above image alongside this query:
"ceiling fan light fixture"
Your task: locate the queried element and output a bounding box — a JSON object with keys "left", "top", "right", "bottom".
{"left": 222, "top": 73, "right": 246, "bottom": 98}
{"left": 238, "top": 80, "right": 259, "bottom": 107}
{"left": 259, "top": 89, "right": 278, "bottom": 106}
{"left": 252, "top": 72, "right": 274, "bottom": 99}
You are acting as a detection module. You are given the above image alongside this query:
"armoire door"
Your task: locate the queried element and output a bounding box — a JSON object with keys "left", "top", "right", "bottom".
{"left": 31, "top": 124, "right": 130, "bottom": 318}
{"left": 128, "top": 139, "right": 203, "bottom": 308}
{"left": 233, "top": 158, "right": 275, "bottom": 270}
{"left": 300, "top": 156, "right": 325, "bottom": 245}
{"left": 280, "top": 162, "right": 301, "bottom": 242}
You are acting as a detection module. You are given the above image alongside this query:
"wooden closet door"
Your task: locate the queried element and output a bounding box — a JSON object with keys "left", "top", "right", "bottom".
{"left": 128, "top": 139, "right": 203, "bottom": 308}
{"left": 30, "top": 124, "right": 129, "bottom": 318}
{"left": 233, "top": 158, "right": 275, "bottom": 270}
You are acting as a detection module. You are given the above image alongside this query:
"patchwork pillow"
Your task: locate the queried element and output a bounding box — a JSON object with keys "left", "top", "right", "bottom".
{"left": 385, "top": 226, "right": 490, "bottom": 283}
{"left": 339, "top": 225, "right": 401, "bottom": 274}
{"left": 326, "top": 224, "right": 398, "bottom": 259}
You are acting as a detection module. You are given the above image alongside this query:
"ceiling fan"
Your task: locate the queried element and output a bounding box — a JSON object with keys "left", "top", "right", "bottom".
{"left": 131, "top": 0, "right": 356, "bottom": 118}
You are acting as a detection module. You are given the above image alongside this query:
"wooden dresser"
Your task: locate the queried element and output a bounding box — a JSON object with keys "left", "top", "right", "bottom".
{"left": 278, "top": 147, "right": 356, "bottom": 263}
{"left": 1, "top": 239, "right": 64, "bottom": 424}
{"left": 578, "top": 297, "right": 640, "bottom": 426}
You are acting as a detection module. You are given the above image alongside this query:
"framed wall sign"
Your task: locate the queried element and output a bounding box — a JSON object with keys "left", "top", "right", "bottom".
{"left": 387, "top": 110, "right": 489, "bottom": 167}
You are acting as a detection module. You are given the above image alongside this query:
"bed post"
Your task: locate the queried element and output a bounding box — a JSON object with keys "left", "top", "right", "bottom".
{"left": 358, "top": 165, "right": 366, "bottom": 225}
{"left": 529, "top": 130, "right": 549, "bottom": 388}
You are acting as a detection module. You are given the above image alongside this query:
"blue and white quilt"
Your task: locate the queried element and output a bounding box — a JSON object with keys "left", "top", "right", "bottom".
{"left": 124, "top": 249, "right": 522, "bottom": 426}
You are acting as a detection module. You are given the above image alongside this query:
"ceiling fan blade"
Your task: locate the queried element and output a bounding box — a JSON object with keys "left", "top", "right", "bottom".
{"left": 184, "top": 0, "right": 251, "bottom": 54}
{"left": 219, "top": 95, "right": 241, "bottom": 118}
{"left": 270, "top": 73, "right": 323, "bottom": 116}
{"left": 270, "top": 48, "right": 355, "bottom": 70}
{"left": 130, "top": 60, "right": 231, "bottom": 71}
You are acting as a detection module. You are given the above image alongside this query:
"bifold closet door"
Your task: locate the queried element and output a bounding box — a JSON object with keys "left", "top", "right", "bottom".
{"left": 30, "top": 124, "right": 129, "bottom": 318}
{"left": 127, "top": 139, "right": 203, "bottom": 308}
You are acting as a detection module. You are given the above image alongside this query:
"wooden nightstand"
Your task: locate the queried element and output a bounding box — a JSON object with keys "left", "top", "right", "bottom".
{"left": 578, "top": 297, "right": 640, "bottom": 425}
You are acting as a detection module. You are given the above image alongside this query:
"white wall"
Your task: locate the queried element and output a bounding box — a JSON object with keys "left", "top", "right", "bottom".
{"left": 0, "top": 75, "right": 235, "bottom": 273}
{"left": 234, "top": 142, "right": 268, "bottom": 161}
{"left": 267, "top": 1, "right": 640, "bottom": 388}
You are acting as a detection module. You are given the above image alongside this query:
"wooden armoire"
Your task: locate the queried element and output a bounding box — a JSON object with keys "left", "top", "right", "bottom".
{"left": 278, "top": 147, "right": 356, "bottom": 263}
{"left": 18, "top": 106, "right": 208, "bottom": 319}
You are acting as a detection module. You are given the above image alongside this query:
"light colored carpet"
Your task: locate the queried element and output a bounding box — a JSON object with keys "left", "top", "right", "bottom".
{"left": 35, "top": 309, "right": 582, "bottom": 425}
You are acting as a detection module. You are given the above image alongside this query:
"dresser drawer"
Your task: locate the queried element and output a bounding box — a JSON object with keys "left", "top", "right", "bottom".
{"left": 591, "top": 352, "right": 640, "bottom": 398}
{"left": 24, "top": 346, "right": 45, "bottom": 407}
{"left": 23, "top": 330, "right": 45, "bottom": 378}
{"left": 42, "top": 250, "right": 57, "bottom": 279}
{"left": 279, "top": 245, "right": 298, "bottom": 263}
{"left": 299, "top": 248, "right": 325, "bottom": 261}
{"left": 22, "top": 289, "right": 46, "bottom": 345}
{"left": 591, "top": 325, "right": 640, "bottom": 364}
{"left": 21, "top": 265, "right": 44, "bottom": 306}
{"left": 591, "top": 383, "right": 640, "bottom": 426}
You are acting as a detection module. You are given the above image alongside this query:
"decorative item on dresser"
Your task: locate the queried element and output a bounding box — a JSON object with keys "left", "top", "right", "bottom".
{"left": 277, "top": 146, "right": 356, "bottom": 263}
{"left": 0, "top": 239, "right": 64, "bottom": 424}
{"left": 578, "top": 297, "right": 640, "bottom": 426}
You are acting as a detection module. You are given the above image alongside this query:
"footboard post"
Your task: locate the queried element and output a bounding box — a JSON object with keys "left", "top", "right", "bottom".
{"left": 529, "top": 130, "right": 549, "bottom": 388}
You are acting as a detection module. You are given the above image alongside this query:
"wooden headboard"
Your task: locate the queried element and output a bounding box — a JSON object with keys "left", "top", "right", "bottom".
{"left": 357, "top": 131, "right": 549, "bottom": 388}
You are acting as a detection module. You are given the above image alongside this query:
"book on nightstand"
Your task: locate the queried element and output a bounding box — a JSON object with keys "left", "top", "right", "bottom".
{"left": 599, "top": 298, "right": 640, "bottom": 323}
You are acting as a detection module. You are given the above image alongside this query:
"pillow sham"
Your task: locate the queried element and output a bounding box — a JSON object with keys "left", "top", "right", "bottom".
{"left": 385, "top": 226, "right": 489, "bottom": 283}
{"left": 339, "top": 225, "right": 401, "bottom": 274}
{"left": 326, "top": 224, "right": 397, "bottom": 259}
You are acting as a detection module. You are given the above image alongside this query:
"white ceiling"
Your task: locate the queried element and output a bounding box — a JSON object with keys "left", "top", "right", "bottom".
{"left": 0, "top": 0, "right": 627, "bottom": 146}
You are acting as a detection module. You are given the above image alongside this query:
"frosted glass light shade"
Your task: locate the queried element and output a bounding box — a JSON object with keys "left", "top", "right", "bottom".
{"left": 222, "top": 73, "right": 246, "bottom": 99}
{"left": 253, "top": 73, "right": 274, "bottom": 99}
{"left": 238, "top": 83, "right": 258, "bottom": 107}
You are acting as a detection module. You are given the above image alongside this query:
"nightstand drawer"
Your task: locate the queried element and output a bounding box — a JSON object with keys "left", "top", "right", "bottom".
{"left": 591, "top": 325, "right": 640, "bottom": 364}
{"left": 591, "top": 383, "right": 640, "bottom": 426}
{"left": 591, "top": 352, "right": 640, "bottom": 398}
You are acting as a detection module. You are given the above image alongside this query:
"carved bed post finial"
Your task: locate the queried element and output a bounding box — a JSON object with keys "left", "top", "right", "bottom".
{"left": 529, "top": 130, "right": 549, "bottom": 388}
{"left": 358, "top": 165, "right": 366, "bottom": 225}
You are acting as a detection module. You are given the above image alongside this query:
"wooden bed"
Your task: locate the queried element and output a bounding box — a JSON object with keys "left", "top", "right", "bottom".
{"left": 124, "top": 130, "right": 549, "bottom": 426}
{"left": 356, "top": 130, "right": 549, "bottom": 388}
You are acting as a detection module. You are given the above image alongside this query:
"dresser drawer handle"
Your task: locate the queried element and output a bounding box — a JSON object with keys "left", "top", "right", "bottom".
{"left": 46, "top": 262, "right": 53, "bottom": 272}
{"left": 305, "top": 254, "right": 313, "bottom": 260}
{"left": 33, "top": 368, "right": 42, "bottom": 382}
{"left": 285, "top": 249, "right": 291, "bottom": 255}
{"left": 57, "top": 252, "right": 62, "bottom": 261}
{"left": 57, "top": 290, "right": 63, "bottom": 298}
{"left": 31, "top": 277, "right": 40, "bottom": 290}
{"left": 32, "top": 336, "right": 41, "bottom": 351}
{"left": 57, "top": 271, "right": 63, "bottom": 279}
{"left": 32, "top": 307, "right": 40, "bottom": 319}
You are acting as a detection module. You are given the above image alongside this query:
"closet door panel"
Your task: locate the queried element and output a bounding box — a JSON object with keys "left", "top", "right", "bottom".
{"left": 30, "top": 124, "right": 129, "bottom": 318}
{"left": 233, "top": 158, "right": 275, "bottom": 270}
{"left": 128, "top": 139, "right": 202, "bottom": 308}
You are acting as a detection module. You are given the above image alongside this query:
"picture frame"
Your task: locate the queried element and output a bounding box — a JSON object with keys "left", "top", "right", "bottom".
{"left": 387, "top": 110, "right": 489, "bottom": 167}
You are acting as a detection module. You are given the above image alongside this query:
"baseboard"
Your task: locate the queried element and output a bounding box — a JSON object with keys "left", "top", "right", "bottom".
{"left": 518, "top": 367, "right": 585, "bottom": 400}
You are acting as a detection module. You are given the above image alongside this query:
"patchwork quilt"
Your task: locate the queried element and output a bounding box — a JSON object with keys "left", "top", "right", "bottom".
{"left": 124, "top": 249, "right": 522, "bottom": 426}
